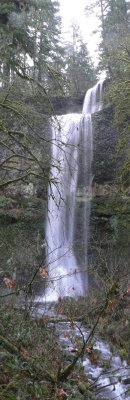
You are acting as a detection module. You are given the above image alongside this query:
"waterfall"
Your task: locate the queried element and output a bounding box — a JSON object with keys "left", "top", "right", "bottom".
{"left": 41, "top": 80, "right": 104, "bottom": 302}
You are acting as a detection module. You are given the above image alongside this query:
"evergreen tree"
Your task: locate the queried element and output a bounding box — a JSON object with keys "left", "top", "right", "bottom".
{"left": 0, "top": 0, "right": 34, "bottom": 85}
{"left": 98, "top": 0, "right": 130, "bottom": 76}
{"left": 29, "top": 0, "right": 65, "bottom": 92}
{"left": 0, "top": 0, "right": 65, "bottom": 192}
{"left": 85, "top": 1, "right": 130, "bottom": 185}
{"left": 85, "top": 0, "right": 130, "bottom": 77}
{"left": 0, "top": 0, "right": 64, "bottom": 93}
{"left": 65, "top": 23, "right": 95, "bottom": 95}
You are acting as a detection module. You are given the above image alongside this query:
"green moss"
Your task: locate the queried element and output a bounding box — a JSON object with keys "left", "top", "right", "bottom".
{"left": 90, "top": 195, "right": 130, "bottom": 248}
{"left": 119, "top": 348, "right": 127, "bottom": 360}
{"left": 0, "top": 196, "right": 16, "bottom": 208}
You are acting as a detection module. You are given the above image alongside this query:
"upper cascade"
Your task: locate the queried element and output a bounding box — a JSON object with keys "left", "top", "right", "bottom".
{"left": 82, "top": 79, "right": 104, "bottom": 114}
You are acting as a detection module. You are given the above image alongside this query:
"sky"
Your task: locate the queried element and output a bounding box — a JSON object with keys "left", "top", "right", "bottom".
{"left": 59, "top": 0, "right": 101, "bottom": 64}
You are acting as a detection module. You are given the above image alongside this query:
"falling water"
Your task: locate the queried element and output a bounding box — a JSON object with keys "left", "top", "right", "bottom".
{"left": 42, "top": 80, "right": 104, "bottom": 302}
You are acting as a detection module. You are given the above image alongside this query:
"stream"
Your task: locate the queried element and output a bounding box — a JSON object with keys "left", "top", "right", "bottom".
{"left": 34, "top": 303, "right": 130, "bottom": 400}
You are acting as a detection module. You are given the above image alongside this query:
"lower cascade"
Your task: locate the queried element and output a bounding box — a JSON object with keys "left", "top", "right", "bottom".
{"left": 41, "top": 80, "right": 104, "bottom": 302}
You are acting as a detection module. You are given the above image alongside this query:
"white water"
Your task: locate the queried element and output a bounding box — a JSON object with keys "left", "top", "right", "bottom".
{"left": 82, "top": 79, "right": 104, "bottom": 114}
{"left": 41, "top": 80, "right": 104, "bottom": 302}
{"left": 58, "top": 322, "right": 130, "bottom": 400}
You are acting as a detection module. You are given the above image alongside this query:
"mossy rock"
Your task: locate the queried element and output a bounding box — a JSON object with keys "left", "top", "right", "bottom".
{"left": 0, "top": 196, "right": 17, "bottom": 209}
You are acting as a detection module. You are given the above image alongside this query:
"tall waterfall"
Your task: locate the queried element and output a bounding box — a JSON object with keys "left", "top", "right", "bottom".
{"left": 42, "top": 80, "right": 104, "bottom": 302}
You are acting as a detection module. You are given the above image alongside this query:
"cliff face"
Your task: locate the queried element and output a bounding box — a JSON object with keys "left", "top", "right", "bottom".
{"left": 75, "top": 104, "right": 129, "bottom": 288}
{"left": 89, "top": 108, "right": 129, "bottom": 287}
{"left": 0, "top": 99, "right": 129, "bottom": 292}
{"left": 92, "top": 106, "right": 119, "bottom": 184}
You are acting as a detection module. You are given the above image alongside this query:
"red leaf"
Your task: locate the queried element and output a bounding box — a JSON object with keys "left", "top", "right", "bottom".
{"left": 125, "top": 319, "right": 129, "bottom": 327}
{"left": 63, "top": 331, "right": 68, "bottom": 338}
{"left": 115, "top": 281, "right": 120, "bottom": 289}
{"left": 39, "top": 267, "right": 48, "bottom": 278}
{"left": 3, "top": 278, "right": 16, "bottom": 289}
{"left": 89, "top": 352, "right": 99, "bottom": 364}
{"left": 20, "top": 348, "right": 29, "bottom": 358}
{"left": 42, "top": 315, "right": 50, "bottom": 324}
{"left": 107, "top": 299, "right": 117, "bottom": 311}
{"left": 58, "top": 307, "right": 65, "bottom": 315}
{"left": 126, "top": 287, "right": 130, "bottom": 295}
{"left": 56, "top": 388, "right": 67, "bottom": 399}
{"left": 86, "top": 345, "right": 93, "bottom": 354}
{"left": 70, "top": 319, "right": 74, "bottom": 329}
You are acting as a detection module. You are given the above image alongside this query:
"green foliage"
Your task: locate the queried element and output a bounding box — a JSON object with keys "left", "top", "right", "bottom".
{"left": 0, "top": 300, "right": 99, "bottom": 399}
{"left": 28, "top": 0, "right": 65, "bottom": 92}
{"left": 119, "top": 348, "right": 127, "bottom": 360}
{"left": 86, "top": 0, "right": 130, "bottom": 77}
{"left": 0, "top": 302, "right": 56, "bottom": 399}
{"left": 64, "top": 22, "right": 96, "bottom": 95}
{"left": 87, "top": 1, "right": 130, "bottom": 187}
{"left": 104, "top": 51, "right": 130, "bottom": 187}
{"left": 0, "top": 0, "right": 34, "bottom": 81}
{"left": 109, "top": 215, "right": 118, "bottom": 238}
{"left": 0, "top": 0, "right": 65, "bottom": 93}
{"left": 0, "top": 196, "right": 16, "bottom": 208}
